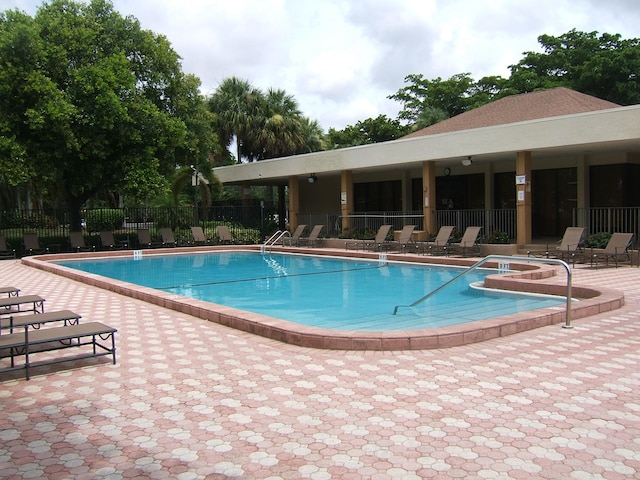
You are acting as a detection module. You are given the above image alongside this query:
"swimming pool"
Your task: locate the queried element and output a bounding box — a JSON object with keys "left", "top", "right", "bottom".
{"left": 56, "top": 251, "right": 566, "bottom": 331}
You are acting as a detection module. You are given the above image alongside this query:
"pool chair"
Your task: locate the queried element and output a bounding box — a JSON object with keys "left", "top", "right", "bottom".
{"left": 137, "top": 229, "right": 161, "bottom": 248}
{"left": 418, "top": 225, "right": 455, "bottom": 255}
{"left": 22, "top": 233, "right": 49, "bottom": 256}
{"left": 159, "top": 228, "right": 178, "bottom": 247}
{"left": 69, "top": 231, "right": 95, "bottom": 253}
{"left": 389, "top": 225, "right": 417, "bottom": 253}
{"left": 345, "top": 224, "right": 393, "bottom": 252}
{"left": 528, "top": 227, "right": 585, "bottom": 263}
{"left": 284, "top": 224, "right": 307, "bottom": 246}
{"left": 191, "top": 226, "right": 211, "bottom": 245}
{"left": 216, "top": 225, "right": 234, "bottom": 244}
{"left": 589, "top": 232, "right": 634, "bottom": 268}
{"left": 449, "top": 226, "right": 482, "bottom": 257}
{"left": 100, "top": 231, "right": 129, "bottom": 250}
{"left": 298, "top": 224, "right": 324, "bottom": 247}
{"left": 0, "top": 234, "right": 16, "bottom": 259}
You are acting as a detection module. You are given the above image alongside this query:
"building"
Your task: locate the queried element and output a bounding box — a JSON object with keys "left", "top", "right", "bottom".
{"left": 213, "top": 88, "right": 640, "bottom": 244}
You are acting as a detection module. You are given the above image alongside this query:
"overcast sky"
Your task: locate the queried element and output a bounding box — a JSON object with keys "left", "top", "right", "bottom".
{"left": 4, "top": 0, "right": 639, "bottom": 131}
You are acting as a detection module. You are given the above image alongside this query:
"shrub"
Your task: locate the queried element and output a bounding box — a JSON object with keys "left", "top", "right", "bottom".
{"left": 85, "top": 209, "right": 125, "bottom": 232}
{"left": 487, "top": 230, "right": 510, "bottom": 244}
{"left": 585, "top": 232, "right": 611, "bottom": 248}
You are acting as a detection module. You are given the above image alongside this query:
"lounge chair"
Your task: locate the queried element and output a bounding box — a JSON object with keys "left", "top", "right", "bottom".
{"left": 0, "top": 234, "right": 16, "bottom": 259}
{"left": 137, "top": 229, "right": 161, "bottom": 249}
{"left": 216, "top": 225, "right": 233, "bottom": 244}
{"left": 528, "top": 227, "right": 585, "bottom": 262}
{"left": 418, "top": 226, "right": 455, "bottom": 255}
{"left": 191, "top": 226, "right": 211, "bottom": 245}
{"left": 159, "top": 228, "right": 177, "bottom": 247}
{"left": 590, "top": 232, "right": 634, "bottom": 268}
{"left": 299, "top": 224, "right": 324, "bottom": 247}
{"left": 100, "top": 231, "right": 129, "bottom": 250}
{"left": 345, "top": 225, "right": 393, "bottom": 251}
{"left": 284, "top": 224, "right": 307, "bottom": 246}
{"left": 389, "top": 225, "right": 417, "bottom": 253}
{"left": 69, "top": 231, "right": 95, "bottom": 252}
{"left": 449, "top": 226, "right": 482, "bottom": 257}
{"left": 22, "top": 233, "right": 48, "bottom": 256}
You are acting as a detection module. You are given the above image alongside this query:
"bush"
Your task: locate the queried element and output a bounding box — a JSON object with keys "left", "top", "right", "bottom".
{"left": 585, "top": 232, "right": 611, "bottom": 248}
{"left": 486, "top": 230, "right": 510, "bottom": 244}
{"left": 85, "top": 209, "right": 125, "bottom": 232}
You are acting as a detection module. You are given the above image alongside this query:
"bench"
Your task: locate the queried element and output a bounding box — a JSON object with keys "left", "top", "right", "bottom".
{"left": 0, "top": 322, "right": 117, "bottom": 380}
{"left": 1, "top": 310, "right": 81, "bottom": 332}
{"left": 0, "top": 286, "right": 20, "bottom": 297}
{"left": 0, "top": 295, "right": 45, "bottom": 315}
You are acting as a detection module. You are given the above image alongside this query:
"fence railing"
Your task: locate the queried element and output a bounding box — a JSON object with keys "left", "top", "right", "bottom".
{"left": 574, "top": 207, "right": 640, "bottom": 239}
{"left": 0, "top": 205, "right": 268, "bottom": 256}
{"left": 328, "top": 209, "right": 517, "bottom": 240}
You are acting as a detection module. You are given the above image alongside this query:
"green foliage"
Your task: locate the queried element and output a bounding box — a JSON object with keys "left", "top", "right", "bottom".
{"left": 84, "top": 209, "right": 124, "bottom": 232}
{"left": 208, "top": 77, "right": 324, "bottom": 162}
{"left": 1, "top": 210, "right": 60, "bottom": 228}
{"left": 326, "top": 115, "right": 410, "bottom": 149}
{"left": 509, "top": 29, "right": 640, "bottom": 105}
{"left": 486, "top": 230, "right": 510, "bottom": 244}
{"left": 388, "top": 29, "right": 639, "bottom": 133}
{"left": 0, "top": 0, "right": 221, "bottom": 229}
{"left": 585, "top": 232, "right": 612, "bottom": 248}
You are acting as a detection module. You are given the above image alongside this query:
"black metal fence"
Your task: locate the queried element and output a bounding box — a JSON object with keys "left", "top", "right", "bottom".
{"left": 0, "top": 205, "right": 269, "bottom": 257}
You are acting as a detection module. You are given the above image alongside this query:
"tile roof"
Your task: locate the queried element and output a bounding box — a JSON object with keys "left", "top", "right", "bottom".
{"left": 404, "top": 87, "right": 620, "bottom": 138}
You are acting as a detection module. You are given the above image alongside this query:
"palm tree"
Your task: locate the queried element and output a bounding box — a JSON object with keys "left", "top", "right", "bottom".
{"left": 208, "top": 77, "right": 262, "bottom": 162}
{"left": 257, "top": 88, "right": 306, "bottom": 159}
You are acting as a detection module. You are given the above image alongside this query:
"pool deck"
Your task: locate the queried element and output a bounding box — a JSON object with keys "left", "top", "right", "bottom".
{"left": 2, "top": 249, "right": 640, "bottom": 478}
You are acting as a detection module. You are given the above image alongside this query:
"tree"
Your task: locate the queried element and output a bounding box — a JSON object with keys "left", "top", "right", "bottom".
{"left": 509, "top": 29, "right": 640, "bottom": 105}
{"left": 325, "top": 115, "right": 410, "bottom": 149}
{"left": 0, "top": 0, "right": 215, "bottom": 228}
{"left": 208, "top": 77, "right": 324, "bottom": 162}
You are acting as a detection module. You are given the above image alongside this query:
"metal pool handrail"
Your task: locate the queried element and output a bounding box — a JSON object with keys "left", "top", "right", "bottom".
{"left": 393, "top": 255, "right": 573, "bottom": 329}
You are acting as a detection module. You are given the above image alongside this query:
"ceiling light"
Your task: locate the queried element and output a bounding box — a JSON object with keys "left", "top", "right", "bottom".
{"left": 308, "top": 174, "right": 317, "bottom": 184}
{"left": 461, "top": 156, "right": 472, "bottom": 167}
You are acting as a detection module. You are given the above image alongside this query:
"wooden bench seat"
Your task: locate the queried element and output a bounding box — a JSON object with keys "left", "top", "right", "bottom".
{"left": 0, "top": 321, "right": 117, "bottom": 380}
{"left": 1, "top": 310, "right": 81, "bottom": 332}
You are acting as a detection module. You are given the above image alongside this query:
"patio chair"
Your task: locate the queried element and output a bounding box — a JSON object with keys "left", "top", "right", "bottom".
{"left": 345, "top": 224, "right": 393, "bottom": 251}
{"left": 216, "top": 225, "right": 234, "bottom": 244}
{"left": 23, "top": 233, "right": 49, "bottom": 256}
{"left": 590, "top": 232, "right": 634, "bottom": 268}
{"left": 284, "top": 224, "right": 307, "bottom": 246}
{"left": 159, "top": 228, "right": 177, "bottom": 247}
{"left": 137, "top": 229, "right": 161, "bottom": 249}
{"left": 449, "top": 226, "right": 482, "bottom": 257}
{"left": 100, "top": 231, "right": 129, "bottom": 250}
{"left": 69, "top": 231, "right": 95, "bottom": 253}
{"left": 298, "top": 224, "right": 324, "bottom": 247}
{"left": 389, "top": 225, "right": 417, "bottom": 253}
{"left": 418, "top": 226, "right": 455, "bottom": 255}
{"left": 0, "top": 234, "right": 16, "bottom": 259}
{"left": 191, "top": 226, "right": 211, "bottom": 245}
{"left": 528, "top": 227, "right": 585, "bottom": 263}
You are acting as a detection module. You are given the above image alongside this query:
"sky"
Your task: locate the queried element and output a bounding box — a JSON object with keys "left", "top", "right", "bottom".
{"left": 3, "top": 0, "right": 640, "bottom": 131}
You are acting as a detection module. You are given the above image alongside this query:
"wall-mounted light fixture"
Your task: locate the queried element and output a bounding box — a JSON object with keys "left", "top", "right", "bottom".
{"left": 308, "top": 174, "right": 318, "bottom": 184}
{"left": 461, "top": 156, "right": 472, "bottom": 167}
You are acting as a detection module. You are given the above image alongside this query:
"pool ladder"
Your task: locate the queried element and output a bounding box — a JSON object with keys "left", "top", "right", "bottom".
{"left": 392, "top": 255, "right": 574, "bottom": 329}
{"left": 262, "top": 230, "right": 291, "bottom": 253}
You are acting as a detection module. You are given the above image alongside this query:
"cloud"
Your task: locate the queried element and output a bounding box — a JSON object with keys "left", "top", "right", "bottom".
{"left": 3, "top": 0, "right": 640, "bottom": 130}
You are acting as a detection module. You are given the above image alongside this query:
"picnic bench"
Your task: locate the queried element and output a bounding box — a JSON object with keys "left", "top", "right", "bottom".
{"left": 0, "top": 295, "right": 45, "bottom": 315}
{"left": 0, "top": 321, "right": 117, "bottom": 380}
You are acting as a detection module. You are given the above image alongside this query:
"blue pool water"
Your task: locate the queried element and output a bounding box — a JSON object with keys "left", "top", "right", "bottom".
{"left": 56, "top": 251, "right": 566, "bottom": 331}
